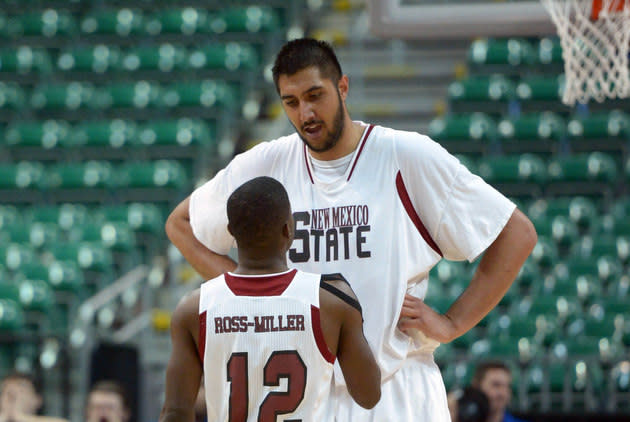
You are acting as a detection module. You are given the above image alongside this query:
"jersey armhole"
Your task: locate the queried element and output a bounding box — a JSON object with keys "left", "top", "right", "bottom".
{"left": 319, "top": 276, "right": 362, "bottom": 315}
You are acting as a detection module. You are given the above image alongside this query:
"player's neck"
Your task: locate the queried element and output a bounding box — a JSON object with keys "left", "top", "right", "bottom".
{"left": 488, "top": 410, "right": 504, "bottom": 422}
{"left": 308, "top": 120, "right": 365, "bottom": 161}
{"left": 232, "top": 256, "right": 289, "bottom": 276}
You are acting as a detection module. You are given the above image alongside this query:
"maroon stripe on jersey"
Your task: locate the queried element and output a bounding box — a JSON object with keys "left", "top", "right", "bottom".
{"left": 347, "top": 124, "right": 375, "bottom": 181}
{"left": 198, "top": 311, "right": 207, "bottom": 363}
{"left": 395, "top": 171, "right": 443, "bottom": 257}
{"left": 311, "top": 305, "right": 335, "bottom": 364}
{"left": 304, "top": 144, "right": 315, "bottom": 184}
{"left": 225, "top": 269, "right": 298, "bottom": 296}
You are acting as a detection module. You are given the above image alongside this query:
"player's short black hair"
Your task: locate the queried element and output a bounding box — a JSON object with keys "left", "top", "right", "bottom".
{"left": 272, "top": 38, "right": 343, "bottom": 92}
{"left": 227, "top": 177, "right": 291, "bottom": 247}
{"left": 457, "top": 386, "right": 489, "bottom": 422}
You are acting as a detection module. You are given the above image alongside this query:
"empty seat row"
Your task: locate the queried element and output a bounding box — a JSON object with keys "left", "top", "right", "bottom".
{"left": 0, "top": 42, "right": 258, "bottom": 74}
{"left": 468, "top": 37, "right": 563, "bottom": 68}
{"left": 2, "top": 118, "right": 214, "bottom": 151}
{"left": 0, "top": 7, "right": 281, "bottom": 38}
{"left": 430, "top": 110, "right": 630, "bottom": 143}
{"left": 448, "top": 74, "right": 565, "bottom": 104}
{"left": 0, "top": 160, "right": 188, "bottom": 190}
{"left": 0, "top": 80, "right": 239, "bottom": 111}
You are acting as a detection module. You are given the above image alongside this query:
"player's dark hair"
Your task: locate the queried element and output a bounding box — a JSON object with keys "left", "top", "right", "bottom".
{"left": 457, "top": 386, "right": 489, "bottom": 422}
{"left": 471, "top": 360, "right": 511, "bottom": 387}
{"left": 272, "top": 38, "right": 343, "bottom": 92}
{"left": 89, "top": 380, "right": 129, "bottom": 410}
{"left": 227, "top": 177, "right": 291, "bottom": 248}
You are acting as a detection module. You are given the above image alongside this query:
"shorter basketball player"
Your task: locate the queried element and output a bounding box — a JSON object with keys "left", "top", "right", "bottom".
{"left": 159, "top": 176, "right": 381, "bottom": 422}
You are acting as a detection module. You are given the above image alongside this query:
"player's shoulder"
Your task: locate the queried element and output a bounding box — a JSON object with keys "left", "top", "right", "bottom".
{"left": 318, "top": 273, "right": 362, "bottom": 315}
{"left": 370, "top": 124, "right": 442, "bottom": 156}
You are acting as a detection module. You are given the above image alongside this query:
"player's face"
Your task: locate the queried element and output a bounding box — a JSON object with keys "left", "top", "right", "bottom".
{"left": 278, "top": 67, "right": 348, "bottom": 156}
{"left": 479, "top": 369, "right": 511, "bottom": 415}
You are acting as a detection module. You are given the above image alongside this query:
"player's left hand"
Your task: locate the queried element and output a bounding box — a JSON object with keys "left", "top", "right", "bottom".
{"left": 397, "top": 294, "right": 459, "bottom": 343}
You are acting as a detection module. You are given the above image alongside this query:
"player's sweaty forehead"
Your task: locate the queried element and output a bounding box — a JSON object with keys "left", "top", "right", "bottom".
{"left": 277, "top": 67, "right": 332, "bottom": 98}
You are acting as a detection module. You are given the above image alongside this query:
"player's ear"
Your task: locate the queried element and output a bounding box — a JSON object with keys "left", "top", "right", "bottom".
{"left": 227, "top": 223, "right": 234, "bottom": 236}
{"left": 283, "top": 214, "right": 295, "bottom": 242}
{"left": 337, "top": 75, "right": 349, "bottom": 100}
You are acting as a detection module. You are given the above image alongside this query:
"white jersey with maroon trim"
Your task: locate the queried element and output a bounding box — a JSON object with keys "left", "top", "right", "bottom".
{"left": 199, "top": 269, "right": 335, "bottom": 422}
{"left": 190, "top": 122, "right": 515, "bottom": 381}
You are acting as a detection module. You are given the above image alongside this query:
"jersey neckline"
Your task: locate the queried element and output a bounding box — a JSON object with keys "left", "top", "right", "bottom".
{"left": 224, "top": 269, "right": 298, "bottom": 296}
{"left": 303, "top": 123, "right": 375, "bottom": 185}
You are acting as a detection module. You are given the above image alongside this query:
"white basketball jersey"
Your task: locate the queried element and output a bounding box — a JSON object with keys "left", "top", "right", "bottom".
{"left": 199, "top": 269, "right": 335, "bottom": 422}
{"left": 190, "top": 122, "right": 515, "bottom": 382}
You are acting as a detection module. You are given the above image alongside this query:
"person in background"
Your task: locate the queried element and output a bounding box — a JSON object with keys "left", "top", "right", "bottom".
{"left": 472, "top": 361, "right": 529, "bottom": 422}
{"left": 448, "top": 386, "right": 490, "bottom": 422}
{"left": 85, "top": 380, "right": 130, "bottom": 422}
{"left": 0, "top": 371, "right": 67, "bottom": 422}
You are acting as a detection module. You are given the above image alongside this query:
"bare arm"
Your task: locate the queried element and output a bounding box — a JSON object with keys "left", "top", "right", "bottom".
{"left": 320, "top": 280, "right": 381, "bottom": 409}
{"left": 165, "top": 196, "right": 236, "bottom": 280}
{"left": 159, "top": 290, "right": 203, "bottom": 422}
{"left": 399, "top": 208, "right": 537, "bottom": 343}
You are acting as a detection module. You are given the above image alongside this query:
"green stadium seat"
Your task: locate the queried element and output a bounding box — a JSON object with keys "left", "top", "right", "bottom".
{"left": 448, "top": 75, "right": 516, "bottom": 103}
{"left": 5, "top": 222, "right": 60, "bottom": 250}
{"left": 531, "top": 215, "right": 578, "bottom": 251}
{"left": 57, "top": 45, "right": 122, "bottom": 74}
{"left": 530, "top": 236, "right": 558, "bottom": 272}
{"left": 537, "top": 37, "right": 563, "bottom": 65}
{"left": 516, "top": 75, "right": 565, "bottom": 102}
{"left": 566, "top": 251, "right": 623, "bottom": 284}
{"left": 431, "top": 260, "right": 467, "bottom": 284}
{"left": 570, "top": 361, "right": 605, "bottom": 395}
{"left": 595, "top": 297, "right": 629, "bottom": 316}
{"left": 208, "top": 6, "right": 281, "bottom": 34}
{"left": 30, "top": 82, "right": 95, "bottom": 110}
{"left": 69, "top": 120, "right": 137, "bottom": 149}
{"left": 548, "top": 152, "right": 618, "bottom": 183}
{"left": 0, "top": 298, "right": 24, "bottom": 332}
{"left": 471, "top": 337, "right": 535, "bottom": 363}
{"left": 46, "top": 161, "right": 114, "bottom": 192}
{"left": 8, "top": 10, "right": 77, "bottom": 37}
{"left": 0, "top": 82, "right": 26, "bottom": 110}
{"left": 583, "top": 315, "right": 622, "bottom": 339}
{"left": 567, "top": 110, "right": 630, "bottom": 141}
{"left": 0, "top": 47, "right": 52, "bottom": 74}
{"left": 70, "top": 221, "right": 136, "bottom": 252}
{"left": 162, "top": 80, "right": 238, "bottom": 110}
{"left": 452, "top": 327, "right": 480, "bottom": 351}
{"left": 95, "top": 81, "right": 162, "bottom": 109}
{"left": 611, "top": 362, "right": 630, "bottom": 392}
{"left": 468, "top": 38, "right": 536, "bottom": 68}
{"left": 428, "top": 113, "right": 496, "bottom": 144}
{"left": 478, "top": 154, "right": 547, "bottom": 185}
{"left": 187, "top": 43, "right": 258, "bottom": 72}
{"left": 0, "top": 205, "right": 20, "bottom": 232}
{"left": 145, "top": 8, "right": 209, "bottom": 35}
{"left": 5, "top": 120, "right": 71, "bottom": 150}
{"left": 455, "top": 155, "right": 478, "bottom": 173}
{"left": 137, "top": 119, "right": 213, "bottom": 148}
{"left": 497, "top": 112, "right": 565, "bottom": 150}
{"left": 49, "top": 242, "right": 113, "bottom": 274}
{"left": 0, "top": 243, "right": 36, "bottom": 272}
{"left": 514, "top": 259, "right": 541, "bottom": 290}
{"left": 14, "top": 279, "right": 54, "bottom": 313}
{"left": 116, "top": 160, "right": 187, "bottom": 189}
{"left": 80, "top": 9, "right": 145, "bottom": 36}
{"left": 121, "top": 44, "right": 187, "bottom": 72}
{"left": 0, "top": 161, "right": 45, "bottom": 189}
{"left": 94, "top": 203, "right": 164, "bottom": 235}
{"left": 26, "top": 203, "right": 90, "bottom": 232}
{"left": 529, "top": 197, "right": 599, "bottom": 234}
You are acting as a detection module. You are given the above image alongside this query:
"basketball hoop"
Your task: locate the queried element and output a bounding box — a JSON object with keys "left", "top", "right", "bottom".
{"left": 540, "top": 0, "right": 630, "bottom": 105}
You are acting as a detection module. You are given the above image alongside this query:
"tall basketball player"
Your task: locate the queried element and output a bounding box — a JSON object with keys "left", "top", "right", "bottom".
{"left": 160, "top": 177, "right": 380, "bottom": 422}
{"left": 165, "top": 39, "right": 537, "bottom": 421}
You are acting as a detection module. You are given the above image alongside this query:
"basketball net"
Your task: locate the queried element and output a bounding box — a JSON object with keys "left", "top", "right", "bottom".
{"left": 540, "top": 0, "right": 630, "bottom": 105}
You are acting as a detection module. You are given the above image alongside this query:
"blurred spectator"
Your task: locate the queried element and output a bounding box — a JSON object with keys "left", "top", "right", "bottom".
{"left": 85, "top": 381, "right": 130, "bottom": 422}
{"left": 472, "top": 361, "right": 529, "bottom": 422}
{"left": 447, "top": 386, "right": 489, "bottom": 422}
{"left": 0, "top": 371, "right": 67, "bottom": 422}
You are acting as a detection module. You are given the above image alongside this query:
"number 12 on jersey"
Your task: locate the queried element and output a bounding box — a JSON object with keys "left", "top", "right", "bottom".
{"left": 227, "top": 350, "right": 307, "bottom": 422}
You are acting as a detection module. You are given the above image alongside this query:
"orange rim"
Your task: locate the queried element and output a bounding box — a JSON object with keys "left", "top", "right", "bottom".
{"left": 591, "top": 0, "right": 627, "bottom": 20}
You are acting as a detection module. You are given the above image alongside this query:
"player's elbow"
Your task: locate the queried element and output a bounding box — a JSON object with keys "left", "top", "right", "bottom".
{"left": 351, "top": 367, "right": 381, "bottom": 409}
{"left": 165, "top": 198, "right": 190, "bottom": 246}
